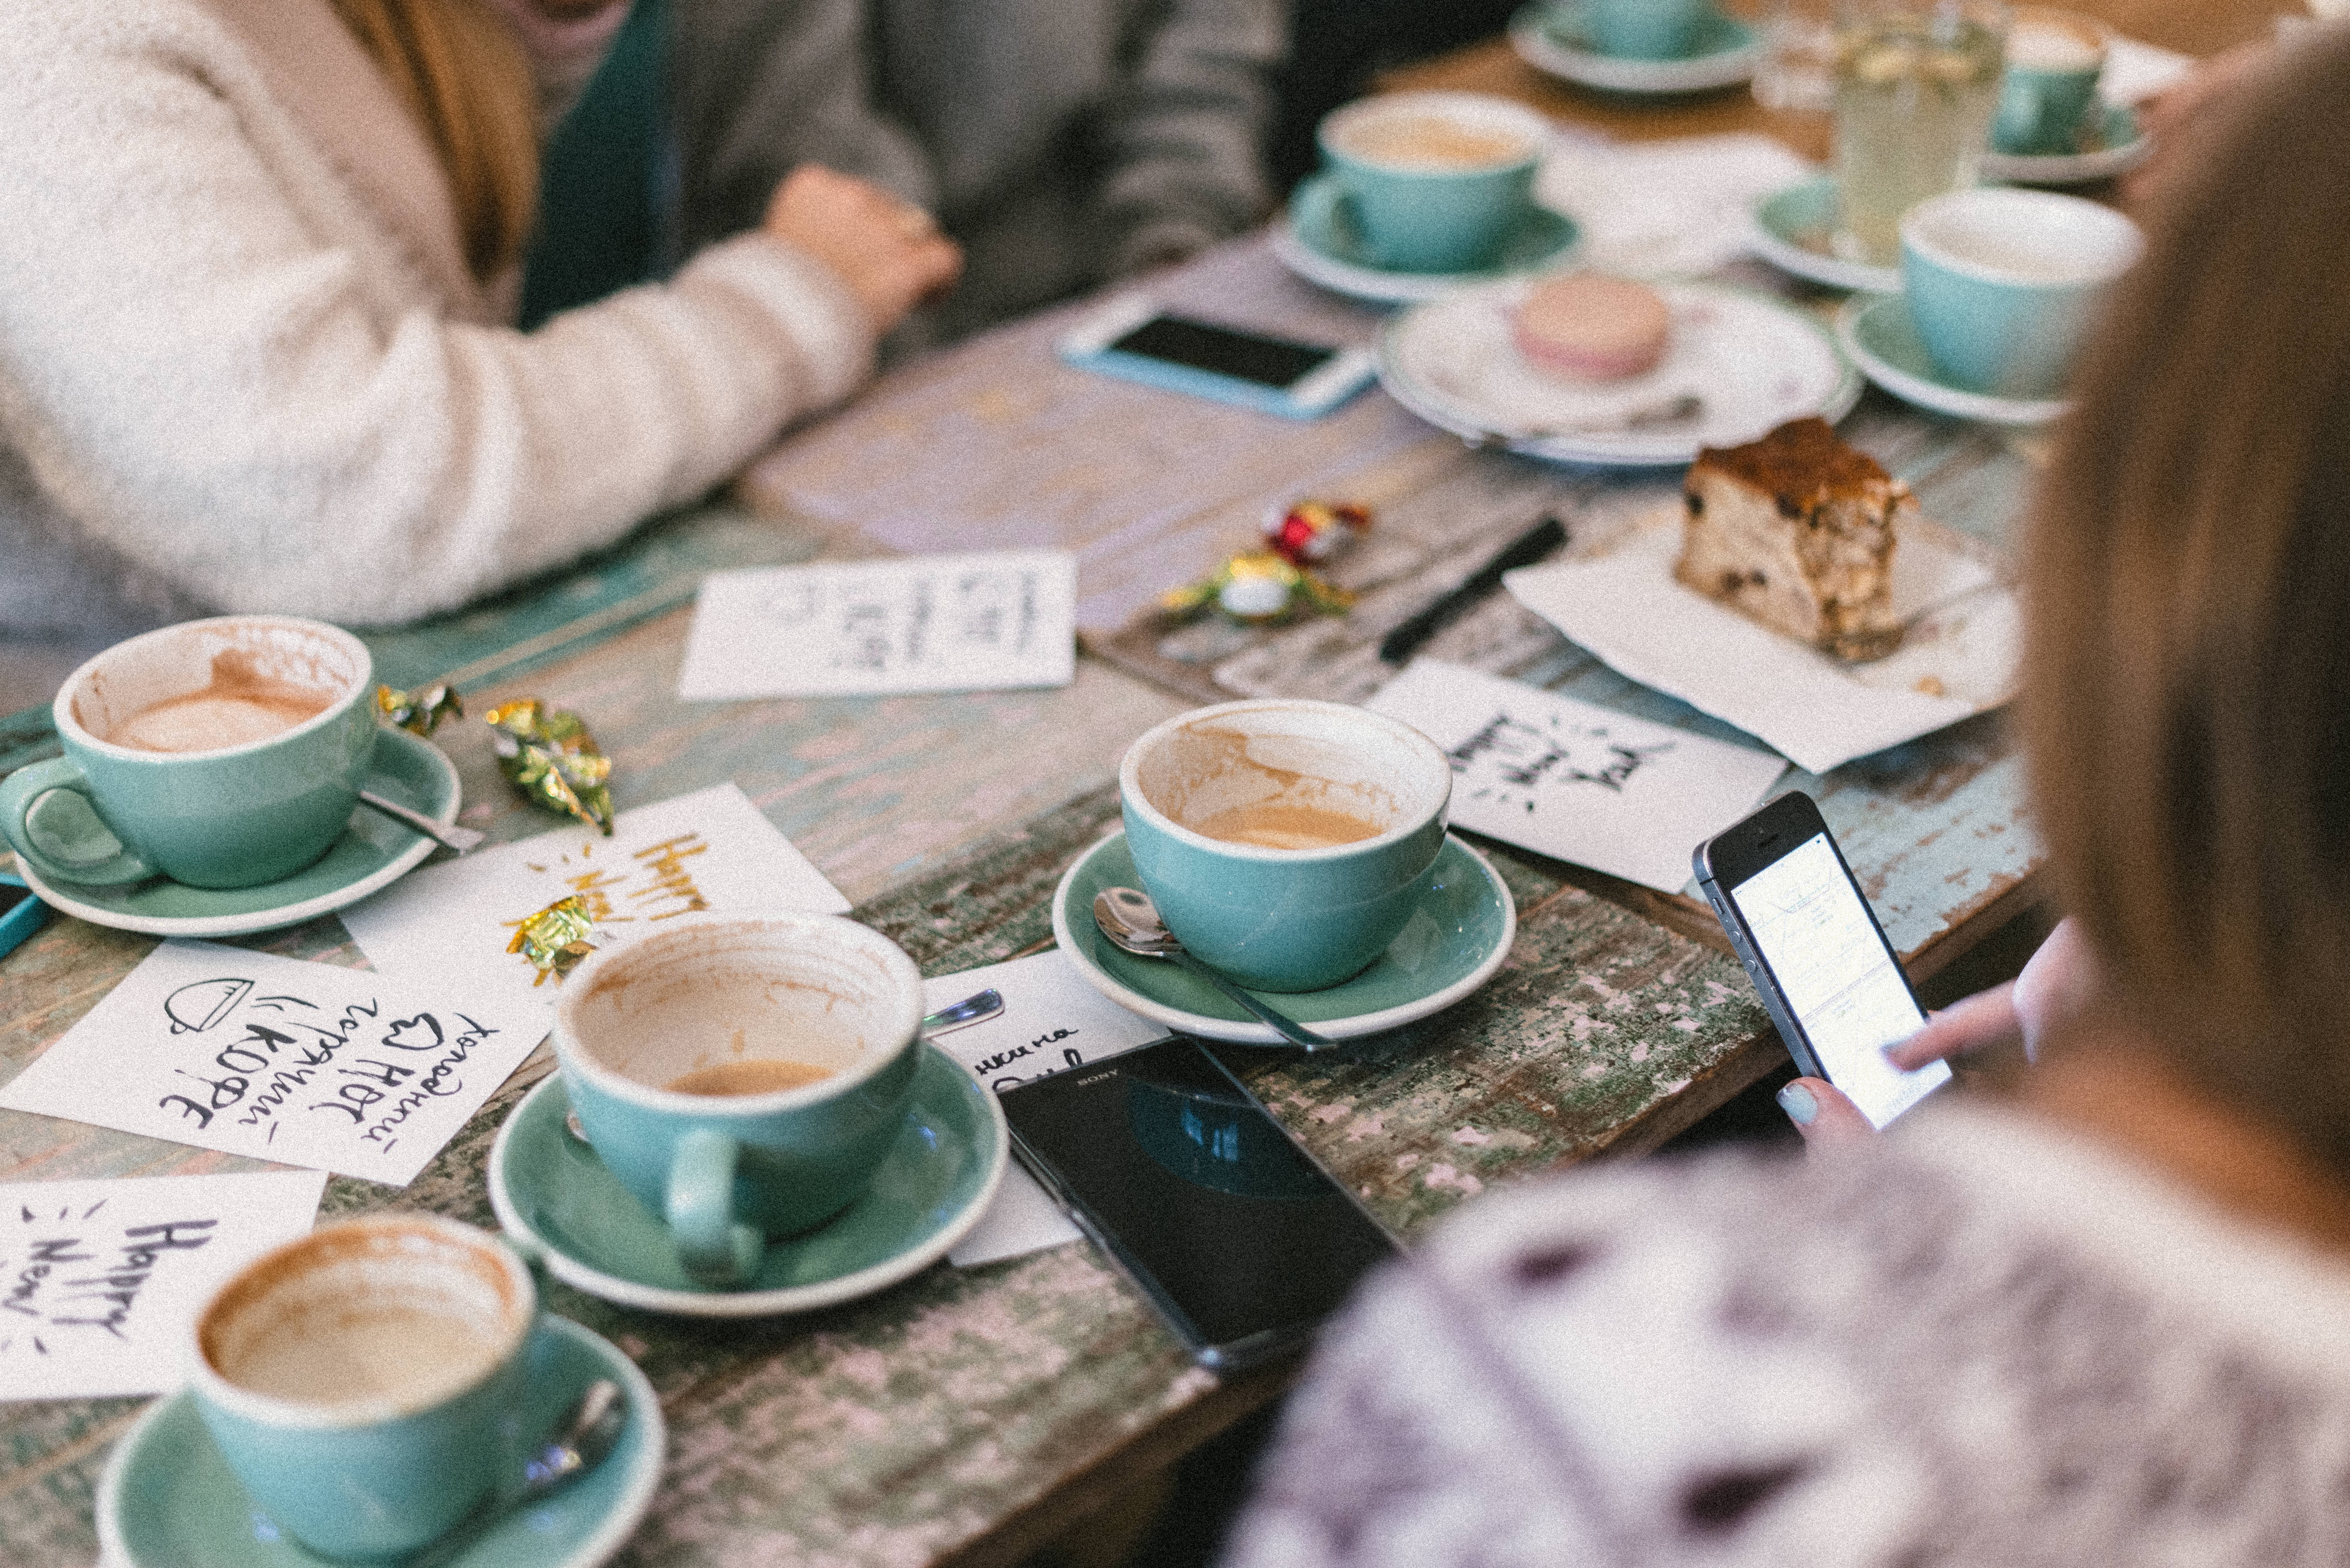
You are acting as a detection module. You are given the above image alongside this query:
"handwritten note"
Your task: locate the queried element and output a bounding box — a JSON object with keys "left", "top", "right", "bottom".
{"left": 342, "top": 785, "right": 848, "bottom": 1029}
{"left": 0, "top": 945, "right": 540, "bottom": 1185}
{"left": 1368, "top": 660, "right": 1785, "bottom": 894}
{"left": 677, "top": 550, "right": 1078, "bottom": 700}
{"left": 922, "top": 951, "right": 1170, "bottom": 1268}
{"left": 0, "top": 1171, "right": 324, "bottom": 1401}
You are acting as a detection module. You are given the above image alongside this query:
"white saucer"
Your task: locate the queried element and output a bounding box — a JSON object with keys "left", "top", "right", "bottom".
{"left": 1836, "top": 294, "right": 2069, "bottom": 427}
{"left": 1980, "top": 102, "right": 2150, "bottom": 186}
{"left": 1746, "top": 177, "right": 1905, "bottom": 294}
{"left": 1380, "top": 279, "right": 1862, "bottom": 467}
{"left": 1050, "top": 831, "right": 1516, "bottom": 1046}
{"left": 14, "top": 728, "right": 460, "bottom": 938}
{"left": 1509, "top": 4, "right": 1764, "bottom": 94}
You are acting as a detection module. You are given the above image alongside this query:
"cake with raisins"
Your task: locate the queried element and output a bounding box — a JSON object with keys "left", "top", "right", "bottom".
{"left": 1675, "top": 416, "right": 1907, "bottom": 662}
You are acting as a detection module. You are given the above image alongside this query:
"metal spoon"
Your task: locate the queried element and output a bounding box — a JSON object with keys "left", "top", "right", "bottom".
{"left": 1092, "top": 887, "right": 1334, "bottom": 1051}
{"left": 404, "top": 1378, "right": 627, "bottom": 1567}
{"left": 561, "top": 988, "right": 1007, "bottom": 1144}
{"left": 358, "top": 789, "right": 486, "bottom": 854}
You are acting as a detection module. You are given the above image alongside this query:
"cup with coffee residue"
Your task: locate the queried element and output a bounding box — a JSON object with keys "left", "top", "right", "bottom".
{"left": 1119, "top": 699, "right": 1452, "bottom": 993}
{"left": 1991, "top": 6, "right": 2111, "bottom": 155}
{"left": 187, "top": 1215, "right": 540, "bottom": 1560}
{"left": 553, "top": 912, "right": 927, "bottom": 1287}
{"left": 1316, "top": 91, "right": 1553, "bottom": 274}
{"left": 0, "top": 615, "right": 376, "bottom": 889}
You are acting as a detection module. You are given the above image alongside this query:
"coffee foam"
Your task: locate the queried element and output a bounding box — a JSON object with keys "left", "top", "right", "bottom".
{"left": 575, "top": 947, "right": 877, "bottom": 1091}
{"left": 72, "top": 626, "right": 356, "bottom": 754}
{"left": 1334, "top": 112, "right": 1533, "bottom": 171}
{"left": 2006, "top": 18, "right": 2102, "bottom": 70}
{"left": 1142, "top": 721, "right": 1409, "bottom": 848}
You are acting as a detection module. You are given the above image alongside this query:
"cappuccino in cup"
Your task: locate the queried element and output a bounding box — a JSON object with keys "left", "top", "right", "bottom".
{"left": 1316, "top": 91, "right": 1551, "bottom": 274}
{"left": 104, "top": 650, "right": 339, "bottom": 754}
{"left": 1329, "top": 113, "right": 1534, "bottom": 171}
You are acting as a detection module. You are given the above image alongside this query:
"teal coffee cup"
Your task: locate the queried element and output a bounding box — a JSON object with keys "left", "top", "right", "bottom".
{"left": 1992, "top": 7, "right": 2109, "bottom": 155}
{"left": 554, "top": 913, "right": 925, "bottom": 1287}
{"left": 1317, "top": 92, "right": 1551, "bottom": 273}
{"left": 0, "top": 615, "right": 375, "bottom": 889}
{"left": 1901, "top": 187, "right": 2142, "bottom": 399}
{"left": 1120, "top": 699, "right": 1452, "bottom": 993}
{"left": 188, "top": 1215, "right": 539, "bottom": 1560}
{"left": 1582, "top": 0, "right": 1713, "bottom": 60}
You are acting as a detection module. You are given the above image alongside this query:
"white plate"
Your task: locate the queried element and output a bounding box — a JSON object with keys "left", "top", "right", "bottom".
{"left": 1745, "top": 177, "right": 1905, "bottom": 294}
{"left": 1379, "top": 279, "right": 1862, "bottom": 466}
{"left": 1508, "top": 4, "right": 1764, "bottom": 94}
{"left": 1504, "top": 506, "right": 2020, "bottom": 775}
{"left": 1836, "top": 294, "right": 2070, "bottom": 428}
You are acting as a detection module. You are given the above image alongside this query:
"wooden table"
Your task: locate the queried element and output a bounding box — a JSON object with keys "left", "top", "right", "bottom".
{"left": 0, "top": 31, "right": 2163, "bottom": 1561}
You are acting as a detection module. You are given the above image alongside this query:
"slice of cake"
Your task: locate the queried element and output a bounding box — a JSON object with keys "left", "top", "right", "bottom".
{"left": 1675, "top": 416, "right": 1908, "bottom": 662}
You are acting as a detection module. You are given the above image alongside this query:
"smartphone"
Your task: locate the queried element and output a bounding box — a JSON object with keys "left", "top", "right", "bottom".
{"left": 0, "top": 875, "right": 47, "bottom": 963}
{"left": 997, "top": 1035, "right": 1399, "bottom": 1369}
{"left": 1057, "top": 296, "right": 1378, "bottom": 419}
{"left": 1694, "top": 792, "right": 1951, "bottom": 1129}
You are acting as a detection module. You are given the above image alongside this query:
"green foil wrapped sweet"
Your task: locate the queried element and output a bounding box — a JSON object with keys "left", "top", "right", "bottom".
{"left": 484, "top": 699, "right": 614, "bottom": 835}
{"left": 374, "top": 682, "right": 463, "bottom": 736}
{"left": 506, "top": 894, "right": 597, "bottom": 986}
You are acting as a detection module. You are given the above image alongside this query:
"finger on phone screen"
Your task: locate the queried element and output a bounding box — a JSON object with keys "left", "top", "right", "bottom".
{"left": 1883, "top": 981, "right": 2020, "bottom": 1071}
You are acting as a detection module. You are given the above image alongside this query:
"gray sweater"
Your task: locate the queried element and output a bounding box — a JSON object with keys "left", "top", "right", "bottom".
{"left": 672, "top": 0, "right": 1287, "bottom": 342}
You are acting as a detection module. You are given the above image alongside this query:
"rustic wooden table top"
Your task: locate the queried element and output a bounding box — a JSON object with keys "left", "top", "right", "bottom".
{"left": 0, "top": 32, "right": 2177, "bottom": 1559}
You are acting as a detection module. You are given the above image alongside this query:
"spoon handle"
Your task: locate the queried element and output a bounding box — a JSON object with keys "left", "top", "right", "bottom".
{"left": 358, "top": 790, "right": 485, "bottom": 854}
{"left": 1170, "top": 952, "right": 1334, "bottom": 1050}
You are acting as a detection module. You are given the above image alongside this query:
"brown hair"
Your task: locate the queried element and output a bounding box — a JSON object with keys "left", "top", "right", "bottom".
{"left": 2026, "top": 27, "right": 2350, "bottom": 1167}
{"left": 331, "top": 0, "right": 540, "bottom": 283}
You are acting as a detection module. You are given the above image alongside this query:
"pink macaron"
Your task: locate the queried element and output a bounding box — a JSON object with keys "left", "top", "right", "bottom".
{"left": 1512, "top": 273, "right": 1671, "bottom": 383}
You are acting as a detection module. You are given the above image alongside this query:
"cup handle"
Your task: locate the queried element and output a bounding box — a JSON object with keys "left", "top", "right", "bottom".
{"left": 667, "top": 1128, "right": 764, "bottom": 1287}
{"left": 0, "top": 757, "right": 155, "bottom": 887}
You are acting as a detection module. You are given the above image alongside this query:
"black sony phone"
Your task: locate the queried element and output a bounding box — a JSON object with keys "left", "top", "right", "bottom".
{"left": 1693, "top": 791, "right": 1951, "bottom": 1128}
{"left": 997, "top": 1036, "right": 1400, "bottom": 1370}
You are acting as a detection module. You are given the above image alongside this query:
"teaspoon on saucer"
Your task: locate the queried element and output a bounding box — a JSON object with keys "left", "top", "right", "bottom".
{"left": 1092, "top": 886, "right": 1333, "bottom": 1051}
{"left": 357, "top": 789, "right": 485, "bottom": 854}
{"left": 402, "top": 1377, "right": 626, "bottom": 1568}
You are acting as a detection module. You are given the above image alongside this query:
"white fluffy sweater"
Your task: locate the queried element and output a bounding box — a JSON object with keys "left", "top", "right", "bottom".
{"left": 0, "top": 0, "right": 876, "bottom": 638}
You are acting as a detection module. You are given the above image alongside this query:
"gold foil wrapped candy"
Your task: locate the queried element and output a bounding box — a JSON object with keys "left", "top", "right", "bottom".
{"left": 484, "top": 699, "right": 614, "bottom": 834}
{"left": 1263, "top": 499, "right": 1370, "bottom": 567}
{"left": 1160, "top": 550, "right": 1356, "bottom": 625}
{"left": 506, "top": 895, "right": 597, "bottom": 986}
{"left": 375, "top": 683, "right": 463, "bottom": 736}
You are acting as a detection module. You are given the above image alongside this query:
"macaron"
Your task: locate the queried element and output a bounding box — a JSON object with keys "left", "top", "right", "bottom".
{"left": 1512, "top": 273, "right": 1671, "bottom": 382}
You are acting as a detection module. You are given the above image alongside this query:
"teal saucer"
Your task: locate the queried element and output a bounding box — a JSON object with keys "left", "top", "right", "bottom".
{"left": 1835, "top": 293, "right": 2069, "bottom": 428}
{"left": 1049, "top": 832, "right": 1516, "bottom": 1045}
{"left": 12, "top": 727, "right": 459, "bottom": 938}
{"left": 1273, "top": 173, "right": 1581, "bottom": 303}
{"left": 1509, "top": 3, "right": 1762, "bottom": 94}
{"left": 489, "top": 1044, "right": 1007, "bottom": 1317}
{"left": 1981, "top": 102, "right": 2148, "bottom": 185}
{"left": 1747, "top": 176, "right": 1905, "bottom": 295}
{"left": 98, "top": 1315, "right": 663, "bottom": 1568}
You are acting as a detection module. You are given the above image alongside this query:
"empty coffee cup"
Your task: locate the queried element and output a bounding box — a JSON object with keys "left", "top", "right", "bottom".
{"left": 187, "top": 1216, "right": 538, "bottom": 1560}
{"left": 553, "top": 912, "right": 926, "bottom": 1287}
{"left": 1901, "top": 187, "right": 2142, "bottom": 399}
{"left": 1993, "top": 7, "right": 2110, "bottom": 155}
{"left": 0, "top": 615, "right": 376, "bottom": 889}
{"left": 1316, "top": 92, "right": 1552, "bottom": 273}
{"left": 1119, "top": 699, "right": 1452, "bottom": 993}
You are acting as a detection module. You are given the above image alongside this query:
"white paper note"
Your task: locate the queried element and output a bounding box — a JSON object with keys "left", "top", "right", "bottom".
{"left": 0, "top": 944, "right": 541, "bottom": 1186}
{"left": 1369, "top": 660, "right": 1785, "bottom": 894}
{"left": 678, "top": 551, "right": 1078, "bottom": 700}
{"left": 1503, "top": 512, "right": 2020, "bottom": 775}
{"left": 922, "top": 951, "right": 1170, "bottom": 1268}
{"left": 1537, "top": 132, "right": 1816, "bottom": 276}
{"left": 0, "top": 1170, "right": 325, "bottom": 1401}
{"left": 342, "top": 785, "right": 848, "bottom": 1030}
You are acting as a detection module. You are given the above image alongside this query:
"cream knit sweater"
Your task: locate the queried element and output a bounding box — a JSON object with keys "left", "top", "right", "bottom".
{"left": 0, "top": 0, "right": 876, "bottom": 638}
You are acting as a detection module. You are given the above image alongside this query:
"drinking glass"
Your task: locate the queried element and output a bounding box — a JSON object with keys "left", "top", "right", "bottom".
{"left": 1830, "top": 0, "right": 2009, "bottom": 266}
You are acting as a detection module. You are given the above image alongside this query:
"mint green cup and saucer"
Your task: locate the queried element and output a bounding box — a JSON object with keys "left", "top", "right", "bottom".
{"left": 491, "top": 1045, "right": 1005, "bottom": 1317}
{"left": 101, "top": 1215, "right": 664, "bottom": 1568}
{"left": 1509, "top": 3, "right": 1763, "bottom": 94}
{"left": 1316, "top": 92, "right": 1554, "bottom": 275}
{"left": 1747, "top": 177, "right": 1904, "bottom": 294}
{"left": 1272, "top": 171, "right": 1580, "bottom": 304}
{"left": 1053, "top": 831, "right": 1513, "bottom": 1045}
{"left": 1835, "top": 293, "right": 2071, "bottom": 426}
{"left": 1978, "top": 101, "right": 2148, "bottom": 185}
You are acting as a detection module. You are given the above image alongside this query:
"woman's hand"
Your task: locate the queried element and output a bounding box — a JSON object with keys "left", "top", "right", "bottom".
{"left": 1779, "top": 917, "right": 2096, "bottom": 1147}
{"left": 762, "top": 165, "right": 962, "bottom": 335}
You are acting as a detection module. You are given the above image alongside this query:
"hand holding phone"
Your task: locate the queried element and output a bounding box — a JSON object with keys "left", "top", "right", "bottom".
{"left": 1695, "top": 792, "right": 1951, "bottom": 1129}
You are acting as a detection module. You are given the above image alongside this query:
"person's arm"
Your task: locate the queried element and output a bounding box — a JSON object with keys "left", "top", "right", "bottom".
{"left": 1093, "top": 0, "right": 1288, "bottom": 277}
{"left": 669, "top": 0, "right": 938, "bottom": 253}
{"left": 0, "top": 24, "right": 920, "bottom": 627}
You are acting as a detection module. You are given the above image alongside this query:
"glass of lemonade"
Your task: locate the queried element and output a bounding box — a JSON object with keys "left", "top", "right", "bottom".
{"left": 1831, "top": 1, "right": 2009, "bottom": 266}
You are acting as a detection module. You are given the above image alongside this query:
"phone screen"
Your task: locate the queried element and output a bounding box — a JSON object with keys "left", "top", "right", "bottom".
{"left": 0, "top": 884, "right": 28, "bottom": 916}
{"left": 999, "top": 1038, "right": 1397, "bottom": 1364}
{"left": 1729, "top": 832, "right": 1951, "bottom": 1127}
{"left": 1108, "top": 317, "right": 1338, "bottom": 390}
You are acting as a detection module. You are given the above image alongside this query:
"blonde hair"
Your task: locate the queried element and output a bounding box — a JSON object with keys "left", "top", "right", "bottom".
{"left": 331, "top": 0, "right": 540, "bottom": 283}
